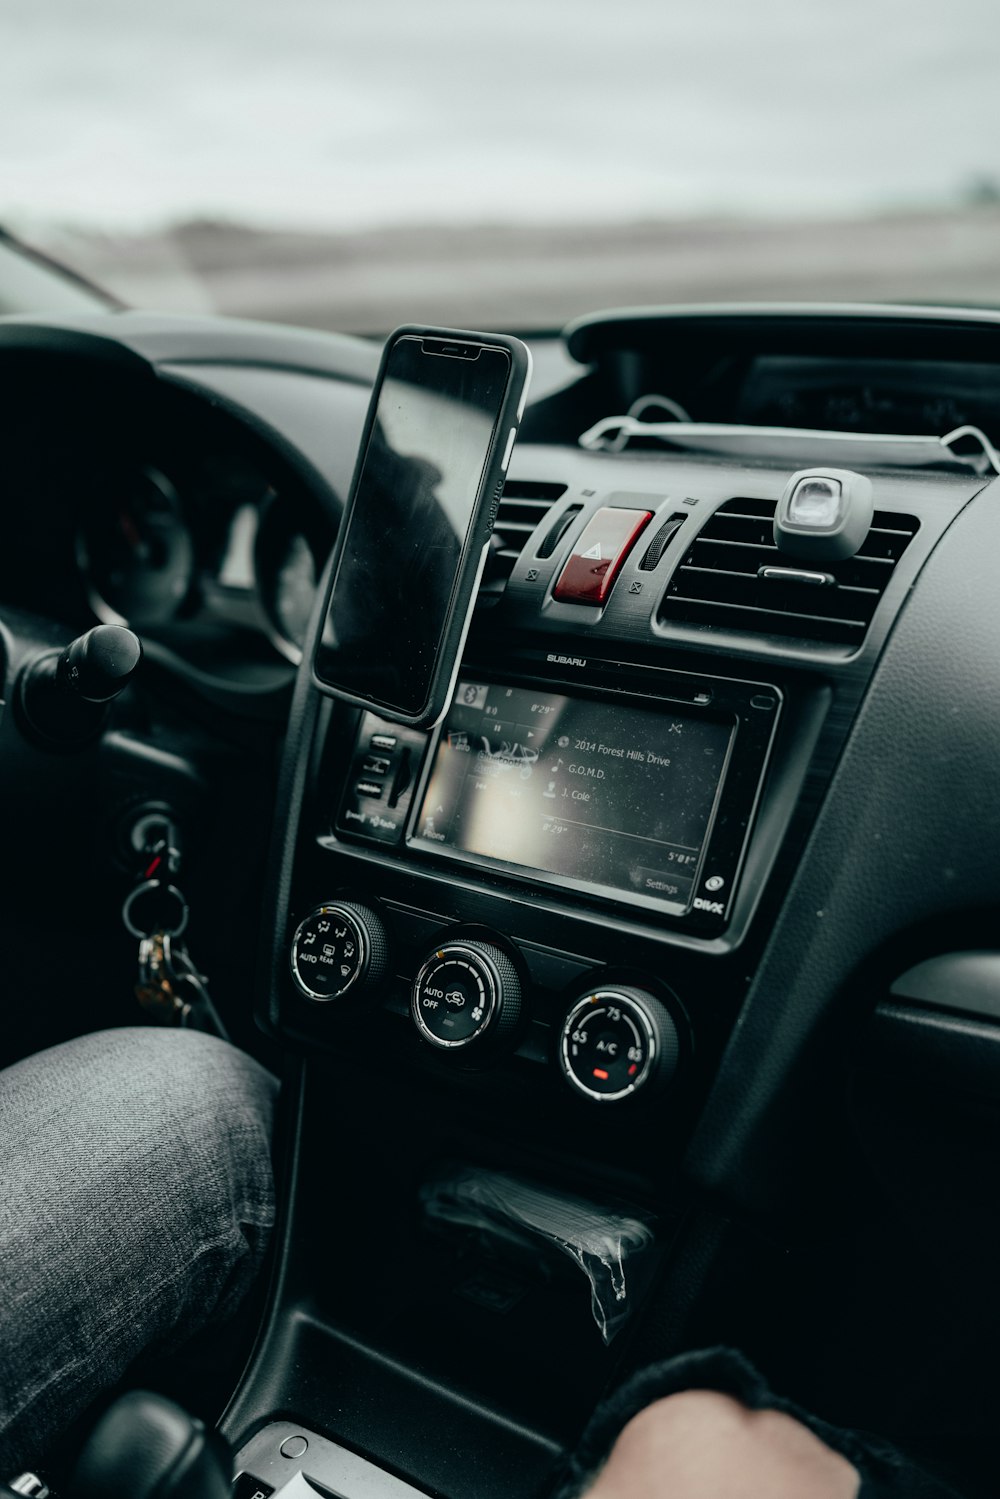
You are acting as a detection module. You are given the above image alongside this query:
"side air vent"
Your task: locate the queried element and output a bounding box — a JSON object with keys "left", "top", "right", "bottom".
{"left": 661, "top": 497, "right": 919, "bottom": 647}
{"left": 483, "top": 480, "right": 567, "bottom": 593}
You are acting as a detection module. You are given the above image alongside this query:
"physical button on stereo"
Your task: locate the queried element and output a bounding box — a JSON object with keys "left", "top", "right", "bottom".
{"left": 553, "top": 506, "right": 653, "bottom": 606}
{"left": 354, "top": 780, "right": 383, "bottom": 799}
{"left": 337, "top": 713, "right": 428, "bottom": 848}
{"left": 559, "top": 986, "right": 680, "bottom": 1103}
{"left": 289, "top": 901, "right": 389, "bottom": 1002}
{"left": 411, "top": 939, "right": 522, "bottom": 1054}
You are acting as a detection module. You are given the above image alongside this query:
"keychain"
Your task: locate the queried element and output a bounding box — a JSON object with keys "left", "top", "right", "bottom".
{"left": 122, "top": 837, "right": 229, "bottom": 1041}
{"left": 134, "top": 929, "right": 190, "bottom": 1024}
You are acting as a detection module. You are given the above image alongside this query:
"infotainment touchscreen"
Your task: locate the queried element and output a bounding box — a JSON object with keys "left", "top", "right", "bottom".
{"left": 409, "top": 681, "right": 735, "bottom": 910}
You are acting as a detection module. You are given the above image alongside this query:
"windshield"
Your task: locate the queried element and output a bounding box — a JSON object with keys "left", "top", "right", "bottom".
{"left": 4, "top": 0, "right": 999, "bottom": 332}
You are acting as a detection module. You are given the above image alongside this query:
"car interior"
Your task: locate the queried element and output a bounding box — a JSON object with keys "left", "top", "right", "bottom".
{"left": 4, "top": 294, "right": 1000, "bottom": 1499}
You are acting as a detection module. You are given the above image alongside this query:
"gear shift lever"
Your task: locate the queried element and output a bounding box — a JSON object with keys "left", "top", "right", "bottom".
{"left": 71, "top": 1391, "right": 230, "bottom": 1499}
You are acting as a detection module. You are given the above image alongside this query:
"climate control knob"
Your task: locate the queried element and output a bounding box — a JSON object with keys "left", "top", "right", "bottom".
{"left": 558, "top": 986, "right": 679, "bottom": 1103}
{"left": 289, "top": 901, "right": 390, "bottom": 1002}
{"left": 411, "top": 940, "right": 522, "bottom": 1055}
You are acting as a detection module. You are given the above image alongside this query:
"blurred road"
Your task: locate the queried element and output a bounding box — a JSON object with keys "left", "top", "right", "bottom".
{"left": 37, "top": 207, "right": 1000, "bottom": 334}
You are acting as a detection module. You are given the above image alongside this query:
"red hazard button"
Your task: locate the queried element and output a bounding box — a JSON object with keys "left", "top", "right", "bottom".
{"left": 553, "top": 507, "right": 654, "bottom": 605}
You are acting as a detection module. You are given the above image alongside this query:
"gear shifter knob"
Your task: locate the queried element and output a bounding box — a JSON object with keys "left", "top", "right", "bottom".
{"left": 72, "top": 1391, "right": 230, "bottom": 1499}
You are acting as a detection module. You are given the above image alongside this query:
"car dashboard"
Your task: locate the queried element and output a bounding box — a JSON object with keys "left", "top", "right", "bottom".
{"left": 3, "top": 303, "right": 1000, "bottom": 1499}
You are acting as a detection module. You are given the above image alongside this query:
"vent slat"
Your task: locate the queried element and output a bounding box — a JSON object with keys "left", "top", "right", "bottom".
{"left": 697, "top": 534, "right": 891, "bottom": 562}
{"left": 680, "top": 563, "right": 878, "bottom": 598}
{"left": 696, "top": 598, "right": 867, "bottom": 630}
{"left": 679, "top": 563, "right": 753, "bottom": 579}
{"left": 696, "top": 536, "right": 777, "bottom": 553}
{"left": 494, "top": 520, "right": 538, "bottom": 536}
{"left": 500, "top": 481, "right": 568, "bottom": 502}
{"left": 662, "top": 497, "right": 918, "bottom": 647}
{"left": 486, "top": 481, "right": 568, "bottom": 590}
{"left": 666, "top": 596, "right": 868, "bottom": 635}
{"left": 710, "top": 510, "right": 773, "bottom": 522}
{"left": 675, "top": 572, "right": 872, "bottom": 623}
{"left": 684, "top": 540, "right": 892, "bottom": 590}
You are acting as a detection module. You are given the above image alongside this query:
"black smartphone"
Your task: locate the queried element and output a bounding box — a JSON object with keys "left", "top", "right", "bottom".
{"left": 313, "top": 325, "right": 531, "bottom": 727}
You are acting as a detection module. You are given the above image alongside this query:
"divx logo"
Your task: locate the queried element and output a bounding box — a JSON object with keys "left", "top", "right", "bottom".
{"left": 693, "top": 897, "right": 725, "bottom": 915}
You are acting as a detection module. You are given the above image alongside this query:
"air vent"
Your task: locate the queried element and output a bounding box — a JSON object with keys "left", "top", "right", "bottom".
{"left": 483, "top": 481, "right": 567, "bottom": 593}
{"left": 661, "top": 497, "right": 919, "bottom": 647}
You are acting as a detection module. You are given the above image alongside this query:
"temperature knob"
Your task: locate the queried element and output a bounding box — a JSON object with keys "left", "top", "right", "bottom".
{"left": 559, "top": 986, "right": 679, "bottom": 1103}
{"left": 411, "top": 940, "right": 522, "bottom": 1055}
{"left": 290, "top": 901, "right": 389, "bottom": 1002}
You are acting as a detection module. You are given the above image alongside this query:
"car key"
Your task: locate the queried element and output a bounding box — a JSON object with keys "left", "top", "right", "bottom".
{"left": 134, "top": 929, "right": 190, "bottom": 1024}
{"left": 124, "top": 853, "right": 229, "bottom": 1040}
{"left": 133, "top": 928, "right": 230, "bottom": 1040}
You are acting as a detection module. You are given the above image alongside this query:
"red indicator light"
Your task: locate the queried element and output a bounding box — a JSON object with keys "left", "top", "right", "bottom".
{"left": 144, "top": 854, "right": 162, "bottom": 879}
{"left": 592, "top": 1067, "right": 609, "bottom": 1080}
{"left": 628, "top": 1064, "right": 638, "bottom": 1076}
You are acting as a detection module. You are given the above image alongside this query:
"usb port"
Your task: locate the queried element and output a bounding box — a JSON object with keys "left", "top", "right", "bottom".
{"left": 370, "top": 733, "right": 397, "bottom": 751}
{"left": 362, "top": 756, "right": 391, "bottom": 776}
{"left": 355, "top": 780, "right": 383, "bottom": 799}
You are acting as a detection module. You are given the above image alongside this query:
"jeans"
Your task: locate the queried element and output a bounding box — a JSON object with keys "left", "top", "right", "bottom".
{"left": 0, "top": 1028, "right": 277, "bottom": 1474}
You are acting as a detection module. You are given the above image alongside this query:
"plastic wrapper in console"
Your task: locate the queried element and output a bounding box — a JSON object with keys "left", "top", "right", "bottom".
{"left": 421, "top": 1168, "right": 657, "bottom": 1344}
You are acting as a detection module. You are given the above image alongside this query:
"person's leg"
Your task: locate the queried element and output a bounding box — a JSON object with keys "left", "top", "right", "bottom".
{"left": 0, "top": 1028, "right": 277, "bottom": 1474}
{"left": 583, "top": 1389, "right": 859, "bottom": 1498}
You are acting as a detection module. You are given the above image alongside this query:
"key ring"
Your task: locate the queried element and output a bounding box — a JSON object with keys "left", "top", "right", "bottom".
{"left": 122, "top": 879, "right": 189, "bottom": 940}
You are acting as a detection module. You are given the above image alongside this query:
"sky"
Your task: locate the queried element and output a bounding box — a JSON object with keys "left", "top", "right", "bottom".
{"left": 2, "top": 0, "right": 1000, "bottom": 232}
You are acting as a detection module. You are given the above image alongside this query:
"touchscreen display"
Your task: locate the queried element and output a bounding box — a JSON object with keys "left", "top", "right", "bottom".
{"left": 411, "top": 682, "right": 734, "bottom": 907}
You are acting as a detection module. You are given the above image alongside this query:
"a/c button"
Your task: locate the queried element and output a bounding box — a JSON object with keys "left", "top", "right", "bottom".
{"left": 553, "top": 507, "right": 653, "bottom": 605}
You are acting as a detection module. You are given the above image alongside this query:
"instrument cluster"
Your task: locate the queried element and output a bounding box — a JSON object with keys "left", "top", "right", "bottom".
{"left": 74, "top": 450, "right": 335, "bottom": 666}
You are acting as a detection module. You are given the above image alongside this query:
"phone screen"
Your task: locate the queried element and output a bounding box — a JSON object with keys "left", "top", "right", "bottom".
{"left": 315, "top": 333, "right": 515, "bottom": 719}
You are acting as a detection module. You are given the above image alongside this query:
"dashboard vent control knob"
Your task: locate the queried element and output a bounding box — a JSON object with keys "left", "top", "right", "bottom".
{"left": 411, "top": 939, "right": 522, "bottom": 1056}
{"left": 289, "top": 901, "right": 389, "bottom": 1003}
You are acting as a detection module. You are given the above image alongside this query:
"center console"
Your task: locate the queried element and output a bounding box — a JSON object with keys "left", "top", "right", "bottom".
{"left": 226, "top": 561, "right": 840, "bottom": 1494}
{"left": 226, "top": 593, "right": 844, "bottom": 1499}
{"left": 274, "top": 647, "right": 795, "bottom": 1153}
{"left": 227, "top": 390, "right": 983, "bottom": 1496}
